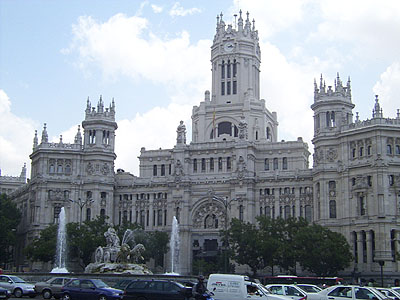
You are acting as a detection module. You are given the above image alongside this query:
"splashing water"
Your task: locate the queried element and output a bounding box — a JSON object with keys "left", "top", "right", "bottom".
{"left": 169, "top": 216, "right": 180, "bottom": 274}
{"left": 51, "top": 207, "right": 69, "bottom": 273}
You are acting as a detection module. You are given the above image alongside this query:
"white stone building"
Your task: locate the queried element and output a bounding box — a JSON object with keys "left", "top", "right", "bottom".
{"left": 8, "top": 11, "right": 400, "bottom": 276}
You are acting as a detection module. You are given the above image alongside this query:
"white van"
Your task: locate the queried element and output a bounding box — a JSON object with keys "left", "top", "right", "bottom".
{"left": 207, "top": 274, "right": 291, "bottom": 300}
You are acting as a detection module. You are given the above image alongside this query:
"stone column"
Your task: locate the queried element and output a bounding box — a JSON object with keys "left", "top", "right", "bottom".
{"left": 357, "top": 231, "right": 364, "bottom": 272}
{"left": 366, "top": 230, "right": 373, "bottom": 271}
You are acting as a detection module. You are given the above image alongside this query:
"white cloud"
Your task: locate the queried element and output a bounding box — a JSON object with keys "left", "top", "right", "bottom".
{"left": 311, "top": 0, "right": 400, "bottom": 58}
{"left": 373, "top": 61, "right": 400, "bottom": 118}
{"left": 115, "top": 103, "right": 192, "bottom": 175}
{"left": 169, "top": 2, "right": 202, "bottom": 17}
{"left": 65, "top": 13, "right": 210, "bottom": 104}
{"left": 231, "top": 0, "right": 313, "bottom": 38}
{"left": 151, "top": 4, "right": 163, "bottom": 13}
{"left": 0, "top": 89, "right": 37, "bottom": 177}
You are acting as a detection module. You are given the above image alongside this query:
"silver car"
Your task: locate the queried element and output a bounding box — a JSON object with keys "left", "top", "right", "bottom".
{"left": 266, "top": 284, "right": 308, "bottom": 300}
{"left": 0, "top": 275, "right": 36, "bottom": 298}
{"left": 376, "top": 288, "right": 400, "bottom": 300}
{"left": 318, "top": 285, "right": 389, "bottom": 300}
{"left": 34, "top": 277, "right": 72, "bottom": 299}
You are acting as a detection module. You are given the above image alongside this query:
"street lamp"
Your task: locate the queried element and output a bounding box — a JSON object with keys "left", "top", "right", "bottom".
{"left": 212, "top": 195, "right": 238, "bottom": 273}
{"left": 69, "top": 197, "right": 94, "bottom": 225}
{"left": 377, "top": 260, "right": 385, "bottom": 287}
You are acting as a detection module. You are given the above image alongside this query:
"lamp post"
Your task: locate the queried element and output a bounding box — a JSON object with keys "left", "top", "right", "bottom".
{"left": 69, "top": 197, "right": 94, "bottom": 225}
{"left": 212, "top": 195, "right": 238, "bottom": 273}
{"left": 378, "top": 260, "right": 385, "bottom": 287}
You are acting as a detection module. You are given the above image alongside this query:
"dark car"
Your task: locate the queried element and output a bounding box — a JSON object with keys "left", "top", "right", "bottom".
{"left": 122, "top": 279, "right": 192, "bottom": 300}
{"left": 0, "top": 287, "right": 11, "bottom": 299}
{"left": 61, "top": 278, "right": 123, "bottom": 300}
{"left": 112, "top": 280, "right": 133, "bottom": 291}
{"left": 34, "top": 277, "right": 72, "bottom": 299}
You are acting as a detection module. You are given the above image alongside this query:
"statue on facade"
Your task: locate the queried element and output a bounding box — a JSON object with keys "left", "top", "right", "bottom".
{"left": 176, "top": 121, "right": 186, "bottom": 144}
{"left": 238, "top": 117, "right": 248, "bottom": 140}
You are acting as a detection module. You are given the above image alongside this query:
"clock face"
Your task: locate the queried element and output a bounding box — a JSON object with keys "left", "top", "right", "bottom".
{"left": 224, "top": 42, "right": 234, "bottom": 52}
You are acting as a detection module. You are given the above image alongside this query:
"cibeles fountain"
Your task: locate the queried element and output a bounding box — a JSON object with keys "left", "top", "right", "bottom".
{"left": 85, "top": 228, "right": 152, "bottom": 274}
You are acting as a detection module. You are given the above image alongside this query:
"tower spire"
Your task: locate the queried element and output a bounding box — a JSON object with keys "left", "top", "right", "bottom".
{"left": 41, "top": 123, "right": 48, "bottom": 143}
{"left": 33, "top": 130, "right": 38, "bottom": 149}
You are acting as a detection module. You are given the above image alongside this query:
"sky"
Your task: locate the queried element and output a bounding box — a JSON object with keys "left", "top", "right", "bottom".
{"left": 1, "top": 0, "right": 400, "bottom": 177}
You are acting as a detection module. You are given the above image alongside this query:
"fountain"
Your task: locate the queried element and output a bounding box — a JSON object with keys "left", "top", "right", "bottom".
{"left": 51, "top": 207, "right": 68, "bottom": 273}
{"left": 169, "top": 216, "right": 180, "bottom": 274}
{"left": 84, "top": 227, "right": 151, "bottom": 274}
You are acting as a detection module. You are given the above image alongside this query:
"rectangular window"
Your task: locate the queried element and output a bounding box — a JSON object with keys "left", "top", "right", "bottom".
{"left": 221, "top": 63, "right": 225, "bottom": 79}
{"left": 201, "top": 158, "right": 206, "bottom": 172}
{"left": 233, "top": 61, "right": 237, "bottom": 77}
{"left": 210, "top": 158, "right": 214, "bottom": 171}
{"left": 153, "top": 165, "right": 157, "bottom": 176}
{"left": 227, "top": 157, "right": 231, "bottom": 170}
{"left": 161, "top": 164, "right": 165, "bottom": 176}
{"left": 273, "top": 158, "right": 278, "bottom": 170}
{"left": 221, "top": 82, "right": 225, "bottom": 95}
{"left": 227, "top": 62, "right": 231, "bottom": 78}
{"left": 157, "top": 209, "right": 162, "bottom": 226}
{"left": 233, "top": 81, "right": 237, "bottom": 94}
{"left": 227, "top": 81, "right": 231, "bottom": 95}
{"left": 193, "top": 159, "right": 197, "bottom": 172}
{"left": 218, "top": 157, "right": 223, "bottom": 171}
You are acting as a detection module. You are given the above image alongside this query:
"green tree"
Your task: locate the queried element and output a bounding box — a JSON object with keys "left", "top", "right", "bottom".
{"left": 67, "top": 215, "right": 109, "bottom": 269}
{"left": 0, "top": 194, "right": 22, "bottom": 268}
{"left": 295, "top": 223, "right": 352, "bottom": 276}
{"left": 226, "top": 219, "right": 265, "bottom": 275}
{"left": 24, "top": 224, "right": 57, "bottom": 263}
{"left": 277, "top": 217, "right": 308, "bottom": 274}
{"left": 147, "top": 231, "right": 169, "bottom": 268}
{"left": 257, "top": 216, "right": 285, "bottom": 275}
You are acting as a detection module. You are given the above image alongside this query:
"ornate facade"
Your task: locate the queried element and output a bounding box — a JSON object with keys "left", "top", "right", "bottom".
{"left": 8, "top": 11, "right": 400, "bottom": 276}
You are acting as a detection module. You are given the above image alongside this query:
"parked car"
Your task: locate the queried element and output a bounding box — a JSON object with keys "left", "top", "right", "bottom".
{"left": 61, "top": 278, "right": 123, "bottom": 300}
{"left": 265, "top": 284, "right": 308, "bottom": 300}
{"left": 34, "top": 277, "right": 72, "bottom": 299}
{"left": 317, "top": 285, "right": 389, "bottom": 300}
{"left": 0, "top": 275, "right": 36, "bottom": 298}
{"left": 122, "top": 279, "right": 192, "bottom": 300}
{"left": 112, "top": 279, "right": 133, "bottom": 291}
{"left": 0, "top": 287, "right": 11, "bottom": 299}
{"left": 297, "top": 284, "right": 323, "bottom": 293}
{"left": 376, "top": 288, "right": 400, "bottom": 300}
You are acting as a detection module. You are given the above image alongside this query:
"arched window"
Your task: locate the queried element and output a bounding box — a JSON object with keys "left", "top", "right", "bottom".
{"left": 282, "top": 157, "right": 288, "bottom": 170}
{"left": 193, "top": 159, "right": 197, "bottom": 172}
{"left": 100, "top": 209, "right": 105, "bottom": 217}
{"left": 86, "top": 208, "right": 91, "bottom": 221}
{"left": 201, "top": 158, "right": 206, "bottom": 172}
{"left": 65, "top": 164, "right": 71, "bottom": 174}
{"left": 218, "top": 122, "right": 232, "bottom": 136}
{"left": 352, "top": 148, "right": 356, "bottom": 158}
{"left": 284, "top": 205, "right": 290, "bottom": 219}
{"left": 265, "top": 206, "right": 271, "bottom": 218}
{"left": 305, "top": 205, "right": 312, "bottom": 222}
{"left": 266, "top": 127, "right": 271, "bottom": 140}
{"left": 396, "top": 145, "right": 400, "bottom": 155}
{"left": 387, "top": 144, "right": 392, "bottom": 155}
{"left": 391, "top": 229, "right": 396, "bottom": 261}
{"left": 329, "top": 200, "right": 336, "bottom": 218}
{"left": 218, "top": 157, "right": 222, "bottom": 171}
{"left": 86, "top": 191, "right": 92, "bottom": 200}
{"left": 221, "top": 60, "right": 225, "bottom": 79}
{"left": 359, "top": 147, "right": 364, "bottom": 157}
{"left": 57, "top": 161, "right": 63, "bottom": 173}
{"left": 233, "top": 59, "right": 237, "bottom": 77}
{"left": 367, "top": 145, "right": 372, "bottom": 155}
{"left": 273, "top": 158, "right": 278, "bottom": 170}
{"left": 227, "top": 157, "right": 231, "bottom": 170}
{"left": 255, "top": 131, "right": 258, "bottom": 140}
{"left": 227, "top": 60, "right": 231, "bottom": 78}
{"left": 264, "top": 158, "right": 269, "bottom": 171}
{"left": 49, "top": 161, "right": 55, "bottom": 173}
{"left": 161, "top": 164, "right": 165, "bottom": 176}
{"left": 153, "top": 165, "right": 157, "bottom": 176}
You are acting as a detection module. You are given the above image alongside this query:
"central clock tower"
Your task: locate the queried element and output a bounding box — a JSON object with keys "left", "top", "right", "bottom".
{"left": 211, "top": 10, "right": 261, "bottom": 105}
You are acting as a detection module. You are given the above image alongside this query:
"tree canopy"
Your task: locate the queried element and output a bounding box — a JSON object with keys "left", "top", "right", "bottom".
{"left": 0, "top": 193, "right": 22, "bottom": 268}
{"left": 224, "top": 216, "right": 353, "bottom": 276}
